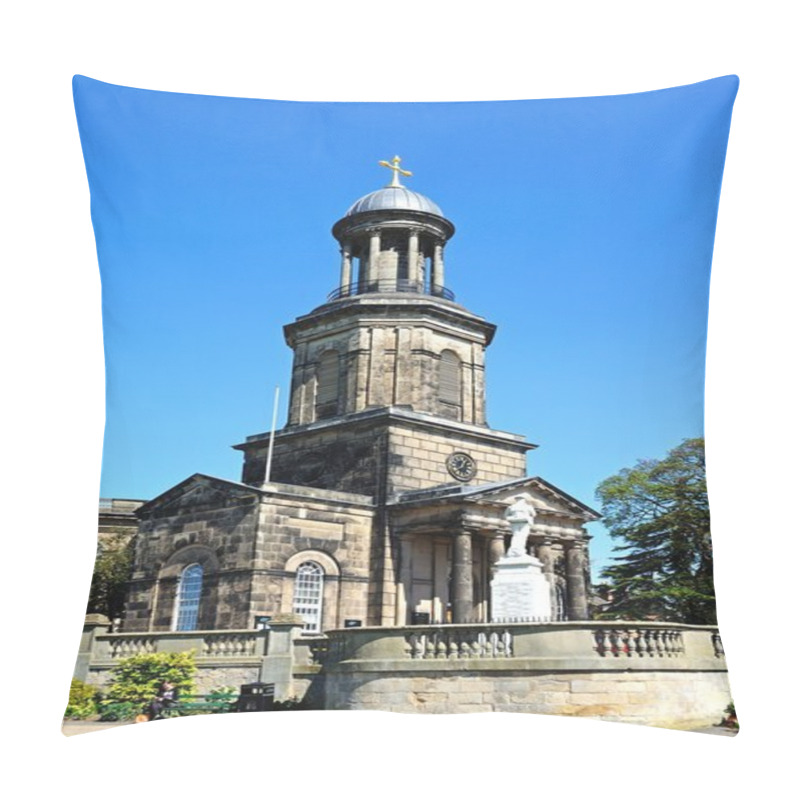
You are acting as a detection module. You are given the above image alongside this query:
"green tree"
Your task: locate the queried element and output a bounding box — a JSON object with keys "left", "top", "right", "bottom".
{"left": 596, "top": 438, "right": 716, "bottom": 624}
{"left": 87, "top": 531, "right": 134, "bottom": 621}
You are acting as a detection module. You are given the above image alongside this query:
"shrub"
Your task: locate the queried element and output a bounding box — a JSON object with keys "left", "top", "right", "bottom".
{"left": 64, "top": 678, "right": 99, "bottom": 720}
{"left": 98, "top": 701, "right": 138, "bottom": 722}
{"left": 104, "top": 651, "right": 196, "bottom": 708}
{"left": 205, "top": 687, "right": 238, "bottom": 713}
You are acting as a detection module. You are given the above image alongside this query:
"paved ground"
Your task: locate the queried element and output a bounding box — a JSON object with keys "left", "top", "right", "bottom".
{"left": 61, "top": 719, "right": 739, "bottom": 737}
{"left": 690, "top": 725, "right": 739, "bottom": 736}
{"left": 62, "top": 720, "right": 137, "bottom": 737}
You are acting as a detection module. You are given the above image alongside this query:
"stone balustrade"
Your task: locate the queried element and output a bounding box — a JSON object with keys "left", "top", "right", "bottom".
{"left": 404, "top": 627, "right": 514, "bottom": 659}
{"left": 94, "top": 630, "right": 268, "bottom": 661}
{"left": 320, "top": 620, "right": 722, "bottom": 667}
{"left": 318, "top": 621, "right": 731, "bottom": 727}
{"left": 593, "top": 627, "right": 685, "bottom": 658}
{"left": 75, "top": 615, "right": 731, "bottom": 726}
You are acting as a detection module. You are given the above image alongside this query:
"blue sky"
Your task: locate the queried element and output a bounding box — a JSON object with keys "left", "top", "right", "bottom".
{"left": 73, "top": 75, "right": 737, "bottom": 575}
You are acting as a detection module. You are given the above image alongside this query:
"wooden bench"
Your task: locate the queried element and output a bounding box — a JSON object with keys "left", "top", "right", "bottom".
{"left": 158, "top": 694, "right": 238, "bottom": 717}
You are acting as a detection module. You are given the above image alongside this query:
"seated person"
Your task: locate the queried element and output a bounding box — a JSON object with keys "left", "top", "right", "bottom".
{"left": 146, "top": 681, "right": 179, "bottom": 720}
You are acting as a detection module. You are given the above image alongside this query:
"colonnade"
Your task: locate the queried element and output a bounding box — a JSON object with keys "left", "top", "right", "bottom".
{"left": 394, "top": 525, "right": 590, "bottom": 626}
{"left": 337, "top": 227, "right": 447, "bottom": 295}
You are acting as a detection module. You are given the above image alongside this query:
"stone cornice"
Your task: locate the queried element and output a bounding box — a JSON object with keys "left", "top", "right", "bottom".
{"left": 285, "top": 295, "right": 496, "bottom": 347}
{"left": 236, "top": 405, "right": 534, "bottom": 452}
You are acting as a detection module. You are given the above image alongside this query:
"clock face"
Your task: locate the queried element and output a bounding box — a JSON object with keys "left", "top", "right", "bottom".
{"left": 446, "top": 451, "right": 477, "bottom": 481}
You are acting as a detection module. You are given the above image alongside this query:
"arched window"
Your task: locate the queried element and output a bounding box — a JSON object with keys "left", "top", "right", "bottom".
{"left": 438, "top": 350, "right": 462, "bottom": 419}
{"left": 173, "top": 563, "right": 203, "bottom": 631}
{"left": 292, "top": 561, "right": 325, "bottom": 632}
{"left": 315, "top": 350, "right": 340, "bottom": 420}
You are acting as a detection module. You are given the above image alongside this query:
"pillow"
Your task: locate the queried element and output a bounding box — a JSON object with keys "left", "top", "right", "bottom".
{"left": 66, "top": 75, "right": 738, "bottom": 735}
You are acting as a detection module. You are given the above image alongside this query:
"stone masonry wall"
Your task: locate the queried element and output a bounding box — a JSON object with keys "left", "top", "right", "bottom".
{"left": 386, "top": 421, "right": 526, "bottom": 493}
{"left": 125, "top": 494, "right": 260, "bottom": 631}
{"left": 242, "top": 412, "right": 528, "bottom": 497}
{"left": 249, "top": 488, "right": 375, "bottom": 629}
{"left": 125, "top": 481, "right": 375, "bottom": 632}
{"left": 323, "top": 670, "right": 733, "bottom": 729}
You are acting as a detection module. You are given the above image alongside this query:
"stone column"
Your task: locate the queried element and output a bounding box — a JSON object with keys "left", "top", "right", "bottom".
{"left": 368, "top": 230, "right": 381, "bottom": 287}
{"left": 339, "top": 243, "right": 352, "bottom": 294}
{"left": 432, "top": 241, "right": 444, "bottom": 293}
{"left": 395, "top": 535, "right": 413, "bottom": 626}
{"left": 452, "top": 531, "right": 473, "bottom": 623}
{"left": 537, "top": 537, "right": 556, "bottom": 620}
{"left": 489, "top": 532, "right": 506, "bottom": 567}
{"left": 536, "top": 538, "right": 553, "bottom": 574}
{"left": 407, "top": 230, "right": 419, "bottom": 288}
{"left": 565, "top": 540, "right": 589, "bottom": 620}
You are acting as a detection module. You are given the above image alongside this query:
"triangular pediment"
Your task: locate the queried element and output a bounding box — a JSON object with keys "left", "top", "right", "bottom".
{"left": 137, "top": 474, "right": 261, "bottom": 519}
{"left": 391, "top": 475, "right": 600, "bottom": 522}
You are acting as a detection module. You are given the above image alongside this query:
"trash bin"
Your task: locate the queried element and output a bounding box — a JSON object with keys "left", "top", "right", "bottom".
{"left": 237, "top": 682, "right": 275, "bottom": 712}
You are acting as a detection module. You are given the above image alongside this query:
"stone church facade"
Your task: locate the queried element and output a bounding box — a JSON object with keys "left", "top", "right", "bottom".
{"left": 123, "top": 159, "right": 599, "bottom": 634}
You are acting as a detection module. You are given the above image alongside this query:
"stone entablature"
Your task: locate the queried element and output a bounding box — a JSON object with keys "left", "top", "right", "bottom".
{"left": 98, "top": 498, "right": 145, "bottom": 539}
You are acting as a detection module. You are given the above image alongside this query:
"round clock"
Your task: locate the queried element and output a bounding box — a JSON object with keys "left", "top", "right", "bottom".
{"left": 446, "top": 451, "right": 477, "bottom": 481}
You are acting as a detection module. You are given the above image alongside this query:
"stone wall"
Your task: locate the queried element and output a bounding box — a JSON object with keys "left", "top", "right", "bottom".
{"left": 323, "top": 670, "right": 731, "bottom": 729}
{"left": 386, "top": 418, "right": 527, "bottom": 492}
{"left": 125, "top": 478, "right": 375, "bottom": 632}
{"left": 318, "top": 622, "right": 732, "bottom": 730}
{"left": 77, "top": 618, "right": 732, "bottom": 730}
{"left": 240, "top": 407, "right": 530, "bottom": 496}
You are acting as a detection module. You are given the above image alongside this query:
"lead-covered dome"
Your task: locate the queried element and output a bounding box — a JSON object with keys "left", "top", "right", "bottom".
{"left": 345, "top": 186, "right": 444, "bottom": 218}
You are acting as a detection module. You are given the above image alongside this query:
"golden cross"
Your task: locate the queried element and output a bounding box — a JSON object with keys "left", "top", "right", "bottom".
{"left": 378, "top": 155, "right": 413, "bottom": 187}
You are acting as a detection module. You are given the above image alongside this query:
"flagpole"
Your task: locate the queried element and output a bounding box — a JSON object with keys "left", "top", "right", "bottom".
{"left": 264, "top": 385, "right": 280, "bottom": 485}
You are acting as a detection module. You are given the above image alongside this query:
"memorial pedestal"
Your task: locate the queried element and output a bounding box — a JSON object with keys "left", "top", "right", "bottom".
{"left": 490, "top": 554, "right": 552, "bottom": 622}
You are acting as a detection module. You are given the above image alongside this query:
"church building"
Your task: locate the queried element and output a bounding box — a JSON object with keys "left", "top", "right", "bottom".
{"left": 123, "top": 157, "right": 599, "bottom": 634}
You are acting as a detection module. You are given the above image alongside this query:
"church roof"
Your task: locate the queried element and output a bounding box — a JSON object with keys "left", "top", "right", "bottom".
{"left": 345, "top": 186, "right": 444, "bottom": 218}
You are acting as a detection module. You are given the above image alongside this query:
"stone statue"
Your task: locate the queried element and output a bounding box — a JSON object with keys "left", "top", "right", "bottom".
{"left": 504, "top": 495, "right": 536, "bottom": 557}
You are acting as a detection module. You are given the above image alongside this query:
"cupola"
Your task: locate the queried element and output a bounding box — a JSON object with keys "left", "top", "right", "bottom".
{"left": 329, "top": 156, "right": 455, "bottom": 302}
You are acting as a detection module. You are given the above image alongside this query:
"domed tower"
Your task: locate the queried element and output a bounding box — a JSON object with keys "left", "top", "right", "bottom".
{"left": 330, "top": 155, "right": 455, "bottom": 301}
{"left": 236, "top": 158, "right": 534, "bottom": 496}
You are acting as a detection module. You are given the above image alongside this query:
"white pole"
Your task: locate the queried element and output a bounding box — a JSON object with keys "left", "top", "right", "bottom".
{"left": 264, "top": 385, "right": 280, "bottom": 485}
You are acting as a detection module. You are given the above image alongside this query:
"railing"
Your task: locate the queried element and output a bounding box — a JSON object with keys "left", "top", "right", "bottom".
{"left": 593, "top": 628, "right": 685, "bottom": 658}
{"left": 405, "top": 627, "right": 514, "bottom": 660}
{"left": 202, "top": 633, "right": 261, "bottom": 657}
{"left": 317, "top": 621, "right": 725, "bottom": 667}
{"left": 327, "top": 280, "right": 455, "bottom": 302}
{"left": 98, "top": 630, "right": 267, "bottom": 660}
{"left": 108, "top": 635, "right": 158, "bottom": 658}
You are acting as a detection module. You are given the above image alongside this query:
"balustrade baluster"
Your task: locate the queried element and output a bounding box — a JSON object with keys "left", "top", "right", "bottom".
{"left": 447, "top": 634, "right": 459, "bottom": 659}
{"left": 425, "top": 634, "right": 437, "bottom": 659}
{"left": 471, "top": 636, "right": 482, "bottom": 658}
